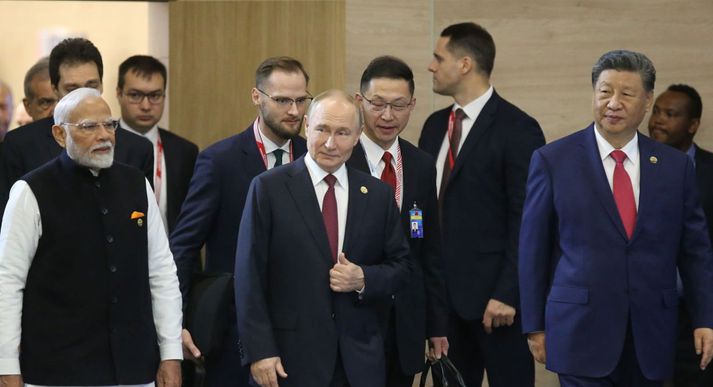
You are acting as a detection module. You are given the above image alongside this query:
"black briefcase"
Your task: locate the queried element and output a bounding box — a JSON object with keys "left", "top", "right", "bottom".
{"left": 420, "top": 355, "right": 467, "bottom": 387}
{"left": 184, "top": 271, "right": 234, "bottom": 357}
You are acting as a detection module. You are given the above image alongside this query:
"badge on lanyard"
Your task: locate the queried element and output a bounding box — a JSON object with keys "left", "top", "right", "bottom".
{"left": 409, "top": 202, "right": 424, "bottom": 239}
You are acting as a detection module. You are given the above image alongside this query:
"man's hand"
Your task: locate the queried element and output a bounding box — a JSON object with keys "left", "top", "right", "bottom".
{"left": 182, "top": 329, "right": 202, "bottom": 360}
{"left": 250, "top": 357, "right": 288, "bottom": 387}
{"left": 482, "top": 298, "right": 516, "bottom": 334}
{"left": 329, "top": 253, "right": 365, "bottom": 292}
{"left": 527, "top": 332, "right": 546, "bottom": 364}
{"left": 694, "top": 327, "right": 713, "bottom": 370}
{"left": 155, "top": 360, "right": 181, "bottom": 387}
{"left": 427, "top": 336, "right": 449, "bottom": 362}
{"left": 0, "top": 375, "right": 22, "bottom": 387}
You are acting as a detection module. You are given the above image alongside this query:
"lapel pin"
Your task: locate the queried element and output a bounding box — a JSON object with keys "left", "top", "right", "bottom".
{"left": 649, "top": 156, "right": 658, "bottom": 164}
{"left": 360, "top": 186, "right": 368, "bottom": 194}
{"left": 137, "top": 219, "right": 144, "bottom": 227}
{"left": 131, "top": 211, "right": 145, "bottom": 227}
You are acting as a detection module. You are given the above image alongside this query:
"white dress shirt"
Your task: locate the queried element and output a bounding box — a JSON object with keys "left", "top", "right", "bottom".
{"left": 359, "top": 133, "right": 403, "bottom": 209}
{"left": 593, "top": 125, "right": 641, "bottom": 208}
{"left": 258, "top": 123, "right": 292, "bottom": 169}
{"left": 0, "top": 178, "right": 183, "bottom": 387}
{"left": 435, "top": 85, "right": 494, "bottom": 196}
{"left": 304, "top": 154, "right": 348, "bottom": 255}
{"left": 121, "top": 120, "right": 169, "bottom": 233}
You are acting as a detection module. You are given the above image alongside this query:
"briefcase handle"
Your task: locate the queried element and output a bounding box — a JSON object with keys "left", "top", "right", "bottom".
{"left": 419, "top": 355, "right": 467, "bottom": 387}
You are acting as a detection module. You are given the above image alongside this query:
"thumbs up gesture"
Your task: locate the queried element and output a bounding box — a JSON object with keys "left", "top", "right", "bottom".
{"left": 329, "top": 252, "right": 365, "bottom": 292}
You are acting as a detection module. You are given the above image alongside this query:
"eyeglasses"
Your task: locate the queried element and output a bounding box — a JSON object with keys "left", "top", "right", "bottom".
{"left": 32, "top": 97, "right": 58, "bottom": 110}
{"left": 361, "top": 94, "right": 413, "bottom": 112}
{"left": 256, "top": 88, "right": 313, "bottom": 108}
{"left": 61, "top": 119, "right": 119, "bottom": 133}
{"left": 122, "top": 90, "right": 165, "bottom": 104}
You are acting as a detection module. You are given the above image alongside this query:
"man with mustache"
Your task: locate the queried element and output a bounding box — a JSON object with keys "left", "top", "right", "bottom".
{"left": 170, "top": 56, "right": 310, "bottom": 387}
{"left": 0, "top": 88, "right": 183, "bottom": 387}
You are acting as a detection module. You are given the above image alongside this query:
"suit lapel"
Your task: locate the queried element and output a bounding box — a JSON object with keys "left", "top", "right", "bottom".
{"left": 579, "top": 125, "right": 629, "bottom": 241}
{"left": 632, "top": 134, "right": 659, "bottom": 243}
{"left": 343, "top": 167, "right": 367, "bottom": 255}
{"left": 286, "top": 158, "right": 334, "bottom": 264}
{"left": 239, "top": 127, "right": 267, "bottom": 177}
{"left": 399, "top": 138, "right": 417, "bottom": 219}
{"left": 348, "top": 141, "right": 371, "bottom": 173}
{"left": 449, "top": 91, "right": 498, "bottom": 181}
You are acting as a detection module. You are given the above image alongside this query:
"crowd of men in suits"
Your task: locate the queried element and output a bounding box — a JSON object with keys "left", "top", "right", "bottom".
{"left": 0, "top": 20, "right": 713, "bottom": 387}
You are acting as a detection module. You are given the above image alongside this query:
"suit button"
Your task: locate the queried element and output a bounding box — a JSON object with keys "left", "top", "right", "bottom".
{"left": 94, "top": 181, "right": 101, "bottom": 188}
{"left": 391, "top": 294, "right": 396, "bottom": 300}
{"left": 106, "top": 235, "right": 114, "bottom": 243}
{"left": 109, "top": 265, "right": 117, "bottom": 273}
{"left": 101, "top": 208, "right": 109, "bottom": 215}
{"left": 111, "top": 296, "right": 118, "bottom": 304}
{"left": 331, "top": 313, "right": 335, "bottom": 319}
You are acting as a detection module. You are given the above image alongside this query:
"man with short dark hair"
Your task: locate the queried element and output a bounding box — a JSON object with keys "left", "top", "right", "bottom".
{"left": 22, "top": 57, "right": 57, "bottom": 122}
{"left": 0, "top": 88, "right": 182, "bottom": 387}
{"left": 116, "top": 55, "right": 198, "bottom": 234}
{"left": 236, "top": 89, "right": 411, "bottom": 387}
{"left": 419, "top": 22, "right": 545, "bottom": 386}
{"left": 2, "top": 38, "right": 154, "bottom": 204}
{"left": 170, "top": 56, "right": 310, "bottom": 387}
{"left": 520, "top": 50, "right": 713, "bottom": 387}
{"left": 348, "top": 55, "right": 448, "bottom": 386}
{"left": 648, "top": 84, "right": 713, "bottom": 386}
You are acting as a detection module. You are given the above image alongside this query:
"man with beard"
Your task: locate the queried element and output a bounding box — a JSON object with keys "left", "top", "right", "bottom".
{"left": 0, "top": 88, "right": 183, "bottom": 387}
{"left": 170, "top": 56, "right": 310, "bottom": 387}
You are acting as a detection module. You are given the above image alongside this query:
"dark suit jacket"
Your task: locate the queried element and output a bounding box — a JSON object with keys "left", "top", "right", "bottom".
{"left": 519, "top": 127, "right": 713, "bottom": 380}
{"left": 155, "top": 128, "right": 198, "bottom": 234}
{"left": 347, "top": 138, "right": 448, "bottom": 374}
{"left": 695, "top": 145, "right": 713, "bottom": 245}
{"left": 2, "top": 117, "right": 154, "bottom": 197}
{"left": 169, "top": 126, "right": 307, "bottom": 295}
{"left": 235, "top": 157, "right": 411, "bottom": 387}
{"left": 418, "top": 90, "right": 545, "bottom": 319}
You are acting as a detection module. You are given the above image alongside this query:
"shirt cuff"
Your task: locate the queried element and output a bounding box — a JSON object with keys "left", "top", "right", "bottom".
{"left": 0, "top": 358, "right": 21, "bottom": 375}
{"left": 159, "top": 342, "right": 184, "bottom": 361}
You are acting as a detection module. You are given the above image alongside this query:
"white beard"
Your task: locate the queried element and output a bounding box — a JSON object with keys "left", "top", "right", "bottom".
{"left": 66, "top": 135, "right": 114, "bottom": 170}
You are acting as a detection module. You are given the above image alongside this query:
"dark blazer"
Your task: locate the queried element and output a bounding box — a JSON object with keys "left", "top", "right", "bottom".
{"left": 695, "top": 145, "right": 713, "bottom": 244}
{"left": 156, "top": 128, "right": 198, "bottom": 234}
{"left": 347, "top": 138, "right": 448, "bottom": 374}
{"left": 418, "top": 90, "right": 545, "bottom": 319}
{"left": 2, "top": 117, "right": 154, "bottom": 195}
{"left": 169, "top": 126, "right": 307, "bottom": 294}
{"left": 235, "top": 157, "right": 411, "bottom": 387}
{"left": 519, "top": 127, "right": 713, "bottom": 380}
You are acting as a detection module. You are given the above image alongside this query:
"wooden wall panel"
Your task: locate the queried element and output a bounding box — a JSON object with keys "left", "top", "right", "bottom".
{"left": 169, "top": 0, "right": 345, "bottom": 150}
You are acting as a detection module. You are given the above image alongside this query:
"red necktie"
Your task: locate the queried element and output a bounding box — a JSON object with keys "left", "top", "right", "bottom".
{"left": 610, "top": 150, "right": 636, "bottom": 239}
{"left": 322, "top": 174, "right": 338, "bottom": 262}
{"left": 380, "top": 151, "right": 396, "bottom": 197}
{"left": 439, "top": 108, "right": 466, "bottom": 206}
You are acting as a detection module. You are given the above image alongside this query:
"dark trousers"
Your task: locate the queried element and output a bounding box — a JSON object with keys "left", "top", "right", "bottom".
{"left": 559, "top": 322, "right": 662, "bottom": 387}
{"left": 673, "top": 302, "right": 713, "bottom": 386}
{"left": 384, "top": 312, "right": 417, "bottom": 387}
{"left": 330, "top": 350, "right": 350, "bottom": 387}
{"left": 206, "top": 325, "right": 251, "bottom": 387}
{"left": 434, "top": 310, "right": 534, "bottom": 387}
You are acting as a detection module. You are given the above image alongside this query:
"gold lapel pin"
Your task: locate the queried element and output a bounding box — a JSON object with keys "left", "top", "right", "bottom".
{"left": 649, "top": 156, "right": 658, "bottom": 164}
{"left": 360, "top": 186, "right": 368, "bottom": 194}
{"left": 137, "top": 218, "right": 144, "bottom": 227}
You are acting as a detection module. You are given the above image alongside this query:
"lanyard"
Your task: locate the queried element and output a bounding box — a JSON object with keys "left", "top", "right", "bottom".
{"left": 364, "top": 141, "right": 404, "bottom": 209}
{"left": 253, "top": 118, "right": 293, "bottom": 169}
{"left": 446, "top": 110, "right": 457, "bottom": 169}
{"left": 154, "top": 132, "right": 163, "bottom": 203}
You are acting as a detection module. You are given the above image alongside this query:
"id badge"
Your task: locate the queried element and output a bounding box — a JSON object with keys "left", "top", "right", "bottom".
{"left": 409, "top": 203, "right": 424, "bottom": 239}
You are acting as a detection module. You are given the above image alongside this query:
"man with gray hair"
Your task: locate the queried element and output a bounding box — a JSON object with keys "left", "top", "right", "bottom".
{"left": 0, "top": 88, "right": 183, "bottom": 387}
{"left": 235, "top": 89, "right": 411, "bottom": 387}
{"left": 22, "top": 57, "right": 57, "bottom": 122}
{"left": 0, "top": 80, "right": 13, "bottom": 140}
{"left": 519, "top": 49, "right": 713, "bottom": 386}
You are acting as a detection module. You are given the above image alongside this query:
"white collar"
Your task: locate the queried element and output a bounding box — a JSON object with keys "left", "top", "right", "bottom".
{"left": 453, "top": 85, "right": 494, "bottom": 119}
{"left": 304, "top": 153, "right": 348, "bottom": 188}
{"left": 593, "top": 124, "right": 639, "bottom": 163}
{"left": 359, "top": 132, "right": 399, "bottom": 168}
{"left": 255, "top": 118, "right": 291, "bottom": 154}
{"left": 120, "top": 119, "right": 159, "bottom": 142}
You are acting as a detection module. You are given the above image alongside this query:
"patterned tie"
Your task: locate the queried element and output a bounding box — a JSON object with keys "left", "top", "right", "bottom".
{"left": 380, "top": 151, "right": 397, "bottom": 196}
{"left": 322, "top": 174, "right": 338, "bottom": 262}
{"left": 439, "top": 108, "right": 466, "bottom": 206}
{"left": 273, "top": 149, "right": 284, "bottom": 167}
{"left": 610, "top": 150, "right": 637, "bottom": 239}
